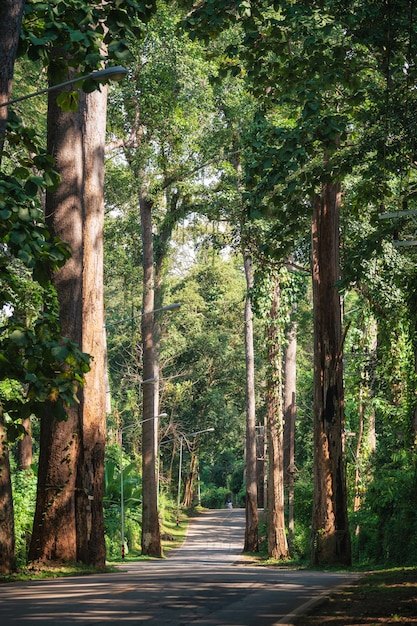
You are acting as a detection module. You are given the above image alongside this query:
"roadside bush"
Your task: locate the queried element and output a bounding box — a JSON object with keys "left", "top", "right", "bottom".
{"left": 291, "top": 524, "right": 310, "bottom": 561}
{"left": 12, "top": 467, "right": 37, "bottom": 566}
{"left": 293, "top": 475, "right": 314, "bottom": 527}
{"left": 290, "top": 474, "right": 314, "bottom": 561}
{"left": 353, "top": 461, "right": 417, "bottom": 566}
{"left": 200, "top": 484, "right": 230, "bottom": 509}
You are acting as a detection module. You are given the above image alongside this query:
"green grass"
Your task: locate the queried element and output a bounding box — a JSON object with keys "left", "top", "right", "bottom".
{"left": 0, "top": 562, "right": 116, "bottom": 584}
{"left": 0, "top": 511, "right": 192, "bottom": 583}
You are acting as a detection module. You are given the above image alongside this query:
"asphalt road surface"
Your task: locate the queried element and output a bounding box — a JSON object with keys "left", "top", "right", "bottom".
{"left": 0, "top": 509, "right": 358, "bottom": 625}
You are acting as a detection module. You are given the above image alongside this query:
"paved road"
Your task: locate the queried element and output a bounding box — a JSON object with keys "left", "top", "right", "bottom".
{"left": 0, "top": 509, "right": 358, "bottom": 625}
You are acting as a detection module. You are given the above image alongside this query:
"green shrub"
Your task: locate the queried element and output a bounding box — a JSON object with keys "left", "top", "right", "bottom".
{"left": 291, "top": 524, "right": 310, "bottom": 561}
{"left": 200, "top": 484, "right": 230, "bottom": 508}
{"left": 353, "top": 461, "right": 417, "bottom": 566}
{"left": 12, "top": 468, "right": 37, "bottom": 566}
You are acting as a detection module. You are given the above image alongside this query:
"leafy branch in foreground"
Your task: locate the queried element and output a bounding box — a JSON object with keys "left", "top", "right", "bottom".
{"left": 0, "top": 115, "right": 90, "bottom": 439}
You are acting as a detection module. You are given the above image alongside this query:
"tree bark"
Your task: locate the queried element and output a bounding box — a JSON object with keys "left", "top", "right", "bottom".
{"left": 267, "top": 276, "right": 289, "bottom": 560}
{"left": 29, "top": 71, "right": 107, "bottom": 567}
{"left": 0, "top": 410, "right": 16, "bottom": 573}
{"left": 153, "top": 193, "right": 178, "bottom": 498}
{"left": 353, "top": 382, "right": 364, "bottom": 514}
{"left": 310, "top": 181, "right": 351, "bottom": 566}
{"left": 354, "top": 317, "right": 377, "bottom": 518}
{"left": 17, "top": 417, "right": 32, "bottom": 470}
{"left": 243, "top": 253, "right": 259, "bottom": 553}
{"left": 29, "top": 73, "right": 83, "bottom": 563}
{"left": 0, "top": 0, "right": 25, "bottom": 159}
{"left": 140, "top": 192, "right": 162, "bottom": 557}
{"left": 283, "top": 320, "right": 297, "bottom": 552}
{"left": 74, "top": 85, "right": 107, "bottom": 568}
{"left": 182, "top": 441, "right": 198, "bottom": 508}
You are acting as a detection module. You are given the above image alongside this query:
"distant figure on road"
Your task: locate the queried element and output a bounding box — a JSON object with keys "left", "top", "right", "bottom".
{"left": 226, "top": 497, "right": 233, "bottom": 509}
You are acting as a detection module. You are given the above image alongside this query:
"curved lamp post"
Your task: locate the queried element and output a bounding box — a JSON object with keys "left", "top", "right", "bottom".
{"left": 106, "top": 303, "right": 181, "bottom": 558}
{"left": 104, "top": 302, "right": 181, "bottom": 410}
{"left": 105, "top": 302, "right": 181, "bottom": 328}
{"left": 0, "top": 65, "right": 128, "bottom": 108}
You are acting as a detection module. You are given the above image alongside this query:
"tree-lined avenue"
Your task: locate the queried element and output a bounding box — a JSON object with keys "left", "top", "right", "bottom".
{"left": 0, "top": 509, "right": 358, "bottom": 625}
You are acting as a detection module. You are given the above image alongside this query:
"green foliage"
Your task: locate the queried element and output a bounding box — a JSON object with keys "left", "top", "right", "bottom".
{"left": 199, "top": 484, "right": 231, "bottom": 509}
{"left": 352, "top": 456, "right": 417, "bottom": 566}
{"left": 285, "top": 473, "right": 313, "bottom": 561}
{"left": 1, "top": 114, "right": 90, "bottom": 437}
{"left": 1, "top": 315, "right": 90, "bottom": 427}
{"left": 160, "top": 253, "right": 247, "bottom": 478}
{"left": 11, "top": 467, "right": 37, "bottom": 567}
{"left": 229, "top": 460, "right": 245, "bottom": 498}
{"left": 21, "top": 0, "right": 157, "bottom": 80}
{"left": 103, "top": 447, "right": 143, "bottom": 558}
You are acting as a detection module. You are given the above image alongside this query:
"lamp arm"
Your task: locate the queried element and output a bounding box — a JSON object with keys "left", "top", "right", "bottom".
{"left": 0, "top": 66, "right": 127, "bottom": 108}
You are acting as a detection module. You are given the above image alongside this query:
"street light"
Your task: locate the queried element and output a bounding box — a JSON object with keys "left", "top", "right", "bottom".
{"left": 119, "top": 406, "right": 168, "bottom": 560}
{"left": 106, "top": 302, "right": 181, "bottom": 557}
{"left": 104, "top": 302, "right": 181, "bottom": 414}
{"left": 105, "top": 302, "right": 181, "bottom": 328}
{"left": 0, "top": 66, "right": 128, "bottom": 108}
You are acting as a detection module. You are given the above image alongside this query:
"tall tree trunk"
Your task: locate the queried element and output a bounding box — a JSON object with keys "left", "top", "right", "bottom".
{"left": 267, "top": 276, "right": 289, "bottom": 560}
{"left": 29, "top": 71, "right": 107, "bottom": 567}
{"left": 0, "top": 410, "right": 16, "bottom": 573}
{"left": 140, "top": 192, "right": 162, "bottom": 557}
{"left": 353, "top": 382, "right": 364, "bottom": 514}
{"left": 0, "top": 0, "right": 25, "bottom": 159}
{"left": 283, "top": 319, "right": 297, "bottom": 552}
{"left": 17, "top": 417, "right": 32, "bottom": 470}
{"left": 182, "top": 441, "right": 198, "bottom": 508}
{"left": 243, "top": 253, "right": 259, "bottom": 553}
{"left": 153, "top": 203, "right": 175, "bottom": 502}
{"left": 311, "top": 181, "right": 351, "bottom": 567}
{"left": 75, "top": 86, "right": 107, "bottom": 568}
{"left": 29, "top": 72, "right": 83, "bottom": 563}
{"left": 354, "top": 317, "right": 377, "bottom": 521}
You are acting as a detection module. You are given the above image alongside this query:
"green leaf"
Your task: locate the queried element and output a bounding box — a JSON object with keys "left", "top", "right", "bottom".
{"left": 51, "top": 344, "right": 71, "bottom": 361}
{"left": 56, "top": 90, "right": 80, "bottom": 112}
{"left": 9, "top": 229, "right": 26, "bottom": 245}
{"left": 81, "top": 77, "right": 100, "bottom": 94}
{"left": 24, "top": 178, "right": 40, "bottom": 197}
{"left": 0, "top": 208, "right": 12, "bottom": 220}
{"left": 69, "top": 30, "right": 90, "bottom": 44}
{"left": 18, "top": 207, "right": 31, "bottom": 222}
{"left": 28, "top": 34, "right": 52, "bottom": 46}
{"left": 13, "top": 166, "right": 31, "bottom": 179}
{"left": 108, "top": 39, "right": 131, "bottom": 60}
{"left": 9, "top": 329, "right": 29, "bottom": 347}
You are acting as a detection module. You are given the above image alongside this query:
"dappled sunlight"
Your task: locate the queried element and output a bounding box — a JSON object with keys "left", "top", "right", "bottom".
{"left": 0, "top": 510, "right": 358, "bottom": 624}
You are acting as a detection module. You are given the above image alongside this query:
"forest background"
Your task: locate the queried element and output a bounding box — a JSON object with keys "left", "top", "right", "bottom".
{"left": 1, "top": 0, "right": 417, "bottom": 575}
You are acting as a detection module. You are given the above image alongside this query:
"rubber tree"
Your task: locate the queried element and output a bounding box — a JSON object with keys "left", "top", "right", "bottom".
{"left": 243, "top": 253, "right": 259, "bottom": 553}
{"left": 140, "top": 189, "right": 162, "bottom": 557}
{"left": 283, "top": 318, "right": 297, "bottom": 551}
{"left": 266, "top": 274, "right": 289, "bottom": 560}
{"left": 310, "top": 181, "right": 351, "bottom": 566}
{"left": 29, "top": 72, "right": 107, "bottom": 566}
